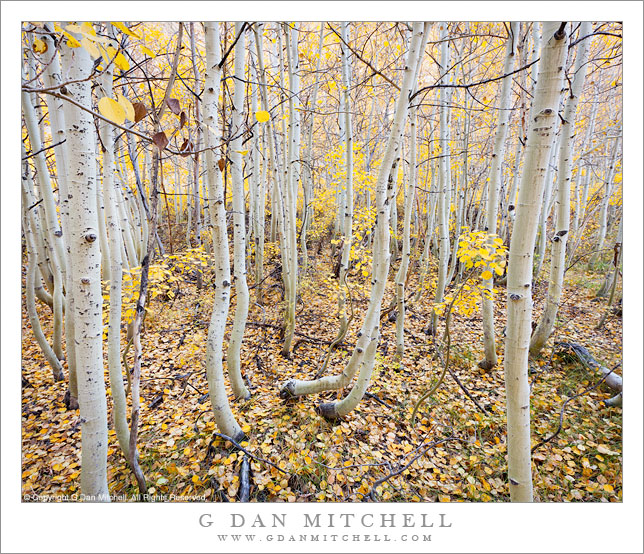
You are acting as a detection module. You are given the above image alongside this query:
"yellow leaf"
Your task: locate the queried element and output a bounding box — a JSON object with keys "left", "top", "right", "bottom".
{"left": 63, "top": 31, "right": 81, "bottom": 48}
{"left": 255, "top": 110, "right": 270, "bottom": 123}
{"left": 65, "top": 24, "right": 83, "bottom": 33}
{"left": 111, "top": 21, "right": 141, "bottom": 39}
{"left": 603, "top": 484, "right": 614, "bottom": 492}
{"left": 52, "top": 463, "right": 62, "bottom": 471}
{"left": 140, "top": 45, "right": 154, "bottom": 57}
{"left": 481, "top": 270, "right": 493, "bottom": 280}
{"left": 32, "top": 37, "right": 48, "bottom": 54}
{"left": 235, "top": 150, "right": 249, "bottom": 156}
{"left": 98, "top": 96, "right": 126, "bottom": 125}
{"left": 81, "top": 22, "right": 96, "bottom": 36}
{"left": 117, "top": 93, "right": 135, "bottom": 122}
{"left": 114, "top": 52, "right": 130, "bottom": 71}
{"left": 80, "top": 37, "right": 101, "bottom": 59}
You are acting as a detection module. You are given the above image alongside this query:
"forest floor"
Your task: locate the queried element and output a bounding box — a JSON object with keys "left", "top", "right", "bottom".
{"left": 21, "top": 244, "right": 623, "bottom": 502}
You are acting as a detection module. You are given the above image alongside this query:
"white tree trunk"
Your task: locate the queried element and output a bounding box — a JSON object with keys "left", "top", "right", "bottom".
{"left": 99, "top": 55, "right": 131, "bottom": 460}
{"left": 280, "top": 23, "right": 301, "bottom": 358}
{"left": 281, "top": 23, "right": 427, "bottom": 417}
{"left": 21, "top": 85, "right": 65, "bottom": 364}
{"left": 336, "top": 21, "right": 355, "bottom": 344}
{"left": 21, "top": 155, "right": 64, "bottom": 381}
{"left": 431, "top": 22, "right": 451, "bottom": 334}
{"left": 480, "top": 22, "right": 518, "bottom": 370}
{"left": 530, "top": 22, "right": 592, "bottom": 355}
{"left": 589, "top": 127, "right": 621, "bottom": 268}
{"left": 60, "top": 34, "right": 110, "bottom": 501}
{"left": 203, "top": 22, "right": 244, "bottom": 440}
{"left": 395, "top": 23, "right": 431, "bottom": 357}
{"left": 504, "top": 22, "right": 568, "bottom": 503}
{"left": 227, "top": 22, "right": 252, "bottom": 401}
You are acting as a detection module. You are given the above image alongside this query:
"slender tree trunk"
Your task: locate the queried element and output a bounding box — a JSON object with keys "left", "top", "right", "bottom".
{"left": 280, "top": 23, "right": 427, "bottom": 417}
{"left": 395, "top": 23, "right": 431, "bottom": 358}
{"left": 504, "top": 22, "right": 568, "bottom": 503}
{"left": 480, "top": 22, "right": 518, "bottom": 370}
{"left": 99, "top": 55, "right": 131, "bottom": 461}
{"left": 589, "top": 128, "right": 621, "bottom": 269}
{"left": 21, "top": 159, "right": 64, "bottom": 381}
{"left": 596, "top": 217, "right": 622, "bottom": 329}
{"left": 300, "top": 23, "right": 325, "bottom": 269}
{"left": 22, "top": 85, "right": 65, "bottom": 364}
{"left": 335, "top": 21, "right": 355, "bottom": 352}
{"left": 227, "top": 22, "right": 252, "bottom": 400}
{"left": 280, "top": 23, "right": 301, "bottom": 358}
{"left": 430, "top": 22, "right": 451, "bottom": 335}
{"left": 203, "top": 22, "right": 245, "bottom": 441}
{"left": 530, "top": 22, "right": 592, "bottom": 355}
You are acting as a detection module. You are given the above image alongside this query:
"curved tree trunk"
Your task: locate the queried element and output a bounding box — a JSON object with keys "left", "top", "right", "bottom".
{"left": 203, "top": 22, "right": 245, "bottom": 441}
{"left": 227, "top": 22, "right": 252, "bottom": 401}
{"left": 280, "top": 22, "right": 428, "bottom": 418}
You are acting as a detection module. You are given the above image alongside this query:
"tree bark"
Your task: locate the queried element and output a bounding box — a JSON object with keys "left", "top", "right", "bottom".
{"left": 530, "top": 22, "right": 592, "bottom": 355}
{"left": 280, "top": 22, "right": 428, "bottom": 416}
{"left": 504, "top": 22, "right": 568, "bottom": 503}
{"left": 227, "top": 22, "right": 252, "bottom": 400}
{"left": 203, "top": 22, "right": 245, "bottom": 441}
{"left": 480, "top": 22, "right": 518, "bottom": 370}
{"left": 60, "top": 32, "right": 110, "bottom": 501}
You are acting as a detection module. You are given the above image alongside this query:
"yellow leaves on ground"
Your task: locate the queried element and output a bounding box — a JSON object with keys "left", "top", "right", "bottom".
{"left": 255, "top": 110, "right": 270, "bottom": 123}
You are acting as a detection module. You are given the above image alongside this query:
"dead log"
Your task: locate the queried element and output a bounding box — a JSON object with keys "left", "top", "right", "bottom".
{"left": 238, "top": 456, "right": 250, "bottom": 502}
{"left": 555, "top": 342, "right": 622, "bottom": 396}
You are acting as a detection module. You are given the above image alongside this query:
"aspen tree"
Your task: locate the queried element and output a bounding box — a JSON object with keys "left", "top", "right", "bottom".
{"left": 203, "top": 22, "right": 244, "bottom": 441}
{"left": 227, "top": 22, "right": 252, "bottom": 400}
{"left": 395, "top": 23, "right": 431, "bottom": 357}
{"left": 533, "top": 136, "right": 559, "bottom": 279}
{"left": 280, "top": 22, "right": 427, "bottom": 416}
{"left": 280, "top": 23, "right": 301, "bottom": 358}
{"left": 21, "top": 151, "right": 64, "bottom": 381}
{"left": 60, "top": 31, "right": 110, "bottom": 501}
{"left": 99, "top": 48, "right": 131, "bottom": 459}
{"left": 571, "top": 87, "right": 598, "bottom": 241}
{"left": 504, "top": 22, "right": 568, "bottom": 503}
{"left": 589, "top": 126, "right": 621, "bottom": 269}
{"left": 335, "top": 21, "right": 354, "bottom": 352}
{"left": 530, "top": 22, "right": 592, "bottom": 355}
{"left": 479, "top": 22, "right": 518, "bottom": 371}
{"left": 21, "top": 84, "right": 65, "bottom": 364}
{"left": 254, "top": 22, "right": 288, "bottom": 283}
{"left": 40, "top": 26, "right": 80, "bottom": 393}
{"left": 189, "top": 22, "right": 204, "bottom": 249}
{"left": 430, "top": 22, "right": 451, "bottom": 335}
{"left": 249, "top": 69, "right": 265, "bottom": 303}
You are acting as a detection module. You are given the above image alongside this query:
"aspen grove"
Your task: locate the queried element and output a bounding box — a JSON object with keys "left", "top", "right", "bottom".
{"left": 21, "top": 21, "right": 623, "bottom": 503}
